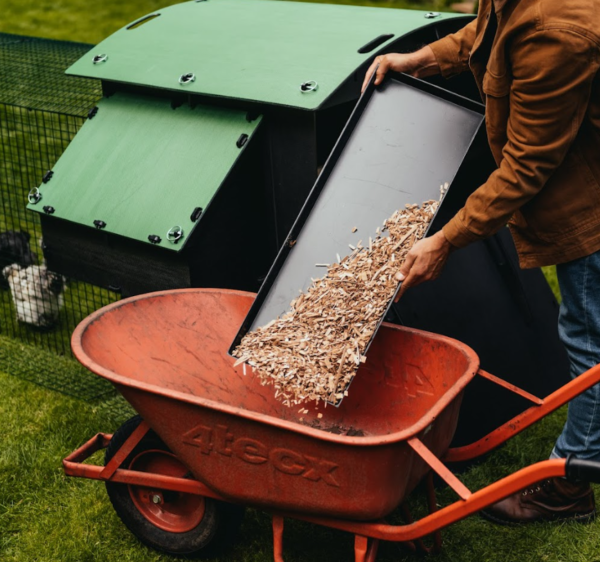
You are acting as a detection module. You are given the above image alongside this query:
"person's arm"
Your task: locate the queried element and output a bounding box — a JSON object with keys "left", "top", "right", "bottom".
{"left": 398, "top": 29, "right": 598, "bottom": 292}
{"left": 442, "top": 29, "right": 598, "bottom": 248}
{"left": 362, "top": 18, "right": 478, "bottom": 92}
{"left": 428, "top": 18, "right": 478, "bottom": 79}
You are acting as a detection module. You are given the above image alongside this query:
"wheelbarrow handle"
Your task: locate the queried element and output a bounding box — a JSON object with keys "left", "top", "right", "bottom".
{"left": 566, "top": 455, "right": 600, "bottom": 483}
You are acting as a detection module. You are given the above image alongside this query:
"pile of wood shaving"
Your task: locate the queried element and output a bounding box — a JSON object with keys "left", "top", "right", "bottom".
{"left": 233, "top": 197, "right": 441, "bottom": 406}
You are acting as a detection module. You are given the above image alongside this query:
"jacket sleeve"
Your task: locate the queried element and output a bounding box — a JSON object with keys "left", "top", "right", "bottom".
{"left": 442, "top": 29, "right": 598, "bottom": 248}
{"left": 428, "top": 18, "right": 477, "bottom": 78}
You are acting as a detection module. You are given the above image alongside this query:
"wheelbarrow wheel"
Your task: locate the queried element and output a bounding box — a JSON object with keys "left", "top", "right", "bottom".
{"left": 105, "top": 415, "right": 244, "bottom": 558}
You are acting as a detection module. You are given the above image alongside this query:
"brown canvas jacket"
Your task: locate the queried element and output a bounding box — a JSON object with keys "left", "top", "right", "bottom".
{"left": 429, "top": 0, "right": 600, "bottom": 267}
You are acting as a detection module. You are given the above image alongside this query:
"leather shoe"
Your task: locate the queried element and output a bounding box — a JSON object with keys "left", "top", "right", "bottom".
{"left": 481, "top": 477, "right": 596, "bottom": 525}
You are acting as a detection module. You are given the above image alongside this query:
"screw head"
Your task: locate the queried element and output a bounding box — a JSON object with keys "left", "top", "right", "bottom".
{"left": 93, "top": 54, "right": 108, "bottom": 64}
{"left": 179, "top": 72, "right": 196, "bottom": 86}
{"left": 151, "top": 494, "right": 162, "bottom": 504}
{"left": 300, "top": 80, "right": 318, "bottom": 93}
{"left": 167, "top": 226, "right": 184, "bottom": 243}
{"left": 28, "top": 187, "right": 42, "bottom": 205}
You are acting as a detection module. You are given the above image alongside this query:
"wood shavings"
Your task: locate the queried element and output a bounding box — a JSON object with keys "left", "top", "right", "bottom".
{"left": 232, "top": 198, "right": 440, "bottom": 407}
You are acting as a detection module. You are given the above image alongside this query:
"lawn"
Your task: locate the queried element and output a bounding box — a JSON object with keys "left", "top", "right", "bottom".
{"left": 0, "top": 0, "right": 573, "bottom": 561}
{"left": 0, "top": 0, "right": 456, "bottom": 45}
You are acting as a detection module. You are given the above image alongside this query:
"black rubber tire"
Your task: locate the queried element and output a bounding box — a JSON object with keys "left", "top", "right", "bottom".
{"left": 105, "top": 415, "right": 244, "bottom": 558}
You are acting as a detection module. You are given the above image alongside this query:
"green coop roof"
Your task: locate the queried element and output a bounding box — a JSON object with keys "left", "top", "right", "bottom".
{"left": 66, "top": 0, "right": 467, "bottom": 110}
{"left": 27, "top": 92, "right": 261, "bottom": 251}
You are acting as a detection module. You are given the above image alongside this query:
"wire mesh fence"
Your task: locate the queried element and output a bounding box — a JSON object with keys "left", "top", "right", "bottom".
{"left": 0, "top": 33, "right": 120, "bottom": 367}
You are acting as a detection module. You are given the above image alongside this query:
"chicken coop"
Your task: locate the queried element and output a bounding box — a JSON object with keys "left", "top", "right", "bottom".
{"left": 2, "top": 0, "right": 569, "bottom": 444}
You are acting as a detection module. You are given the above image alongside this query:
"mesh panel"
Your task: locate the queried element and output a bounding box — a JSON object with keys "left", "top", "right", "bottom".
{"left": 0, "top": 33, "right": 120, "bottom": 365}
{"left": 0, "top": 33, "right": 100, "bottom": 117}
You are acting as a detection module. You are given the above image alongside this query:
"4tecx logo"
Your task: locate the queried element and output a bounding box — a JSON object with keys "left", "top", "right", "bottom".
{"left": 182, "top": 424, "right": 340, "bottom": 487}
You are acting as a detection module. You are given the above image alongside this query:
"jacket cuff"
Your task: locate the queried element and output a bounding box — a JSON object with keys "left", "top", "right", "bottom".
{"left": 442, "top": 216, "right": 482, "bottom": 248}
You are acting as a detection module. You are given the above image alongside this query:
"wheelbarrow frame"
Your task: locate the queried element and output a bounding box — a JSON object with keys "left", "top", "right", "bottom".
{"left": 64, "top": 359, "right": 600, "bottom": 562}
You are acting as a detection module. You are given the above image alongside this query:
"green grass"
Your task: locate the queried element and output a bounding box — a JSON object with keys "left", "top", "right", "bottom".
{"left": 1, "top": 0, "right": 462, "bottom": 45}
{"left": 0, "top": 335, "right": 113, "bottom": 399}
{"left": 1, "top": 348, "right": 599, "bottom": 562}
{"left": 0, "top": 0, "right": 186, "bottom": 44}
{"left": 543, "top": 266, "right": 560, "bottom": 302}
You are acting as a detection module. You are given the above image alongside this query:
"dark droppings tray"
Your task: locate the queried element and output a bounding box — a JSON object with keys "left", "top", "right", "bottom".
{"left": 231, "top": 73, "right": 486, "bottom": 405}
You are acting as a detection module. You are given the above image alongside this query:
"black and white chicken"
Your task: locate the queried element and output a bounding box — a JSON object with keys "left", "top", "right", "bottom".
{"left": 2, "top": 263, "right": 66, "bottom": 328}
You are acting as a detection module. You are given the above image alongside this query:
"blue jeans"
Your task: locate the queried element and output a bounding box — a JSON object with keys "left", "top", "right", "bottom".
{"left": 551, "top": 249, "right": 600, "bottom": 461}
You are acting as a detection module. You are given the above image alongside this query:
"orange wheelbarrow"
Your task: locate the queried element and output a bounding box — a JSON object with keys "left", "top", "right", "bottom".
{"left": 64, "top": 288, "right": 600, "bottom": 561}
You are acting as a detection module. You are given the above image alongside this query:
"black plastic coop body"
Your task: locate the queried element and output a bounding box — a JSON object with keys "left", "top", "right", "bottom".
{"left": 28, "top": 0, "right": 569, "bottom": 445}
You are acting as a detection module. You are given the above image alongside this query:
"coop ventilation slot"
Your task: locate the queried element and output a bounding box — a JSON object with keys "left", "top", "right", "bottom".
{"left": 127, "top": 14, "right": 161, "bottom": 30}
{"left": 357, "top": 34, "right": 394, "bottom": 54}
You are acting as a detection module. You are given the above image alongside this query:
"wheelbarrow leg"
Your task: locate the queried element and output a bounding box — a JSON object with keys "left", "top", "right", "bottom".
{"left": 354, "top": 535, "right": 379, "bottom": 562}
{"left": 272, "top": 515, "right": 285, "bottom": 562}
{"left": 398, "top": 474, "right": 442, "bottom": 555}
{"left": 424, "top": 472, "right": 443, "bottom": 554}
{"left": 101, "top": 419, "right": 150, "bottom": 479}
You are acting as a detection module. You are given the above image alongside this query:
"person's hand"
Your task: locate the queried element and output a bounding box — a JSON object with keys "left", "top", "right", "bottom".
{"left": 361, "top": 46, "right": 440, "bottom": 93}
{"left": 394, "top": 230, "right": 454, "bottom": 300}
{"left": 362, "top": 54, "right": 417, "bottom": 92}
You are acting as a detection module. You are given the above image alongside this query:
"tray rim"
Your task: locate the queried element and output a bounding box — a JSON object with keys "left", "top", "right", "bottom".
{"left": 229, "top": 73, "right": 485, "bottom": 369}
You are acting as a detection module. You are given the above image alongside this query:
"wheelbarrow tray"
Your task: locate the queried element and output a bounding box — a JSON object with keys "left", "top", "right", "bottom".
{"left": 72, "top": 288, "right": 478, "bottom": 520}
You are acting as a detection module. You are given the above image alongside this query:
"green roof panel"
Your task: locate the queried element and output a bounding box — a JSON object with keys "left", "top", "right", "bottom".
{"left": 27, "top": 92, "right": 262, "bottom": 250}
{"left": 66, "top": 0, "right": 468, "bottom": 110}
